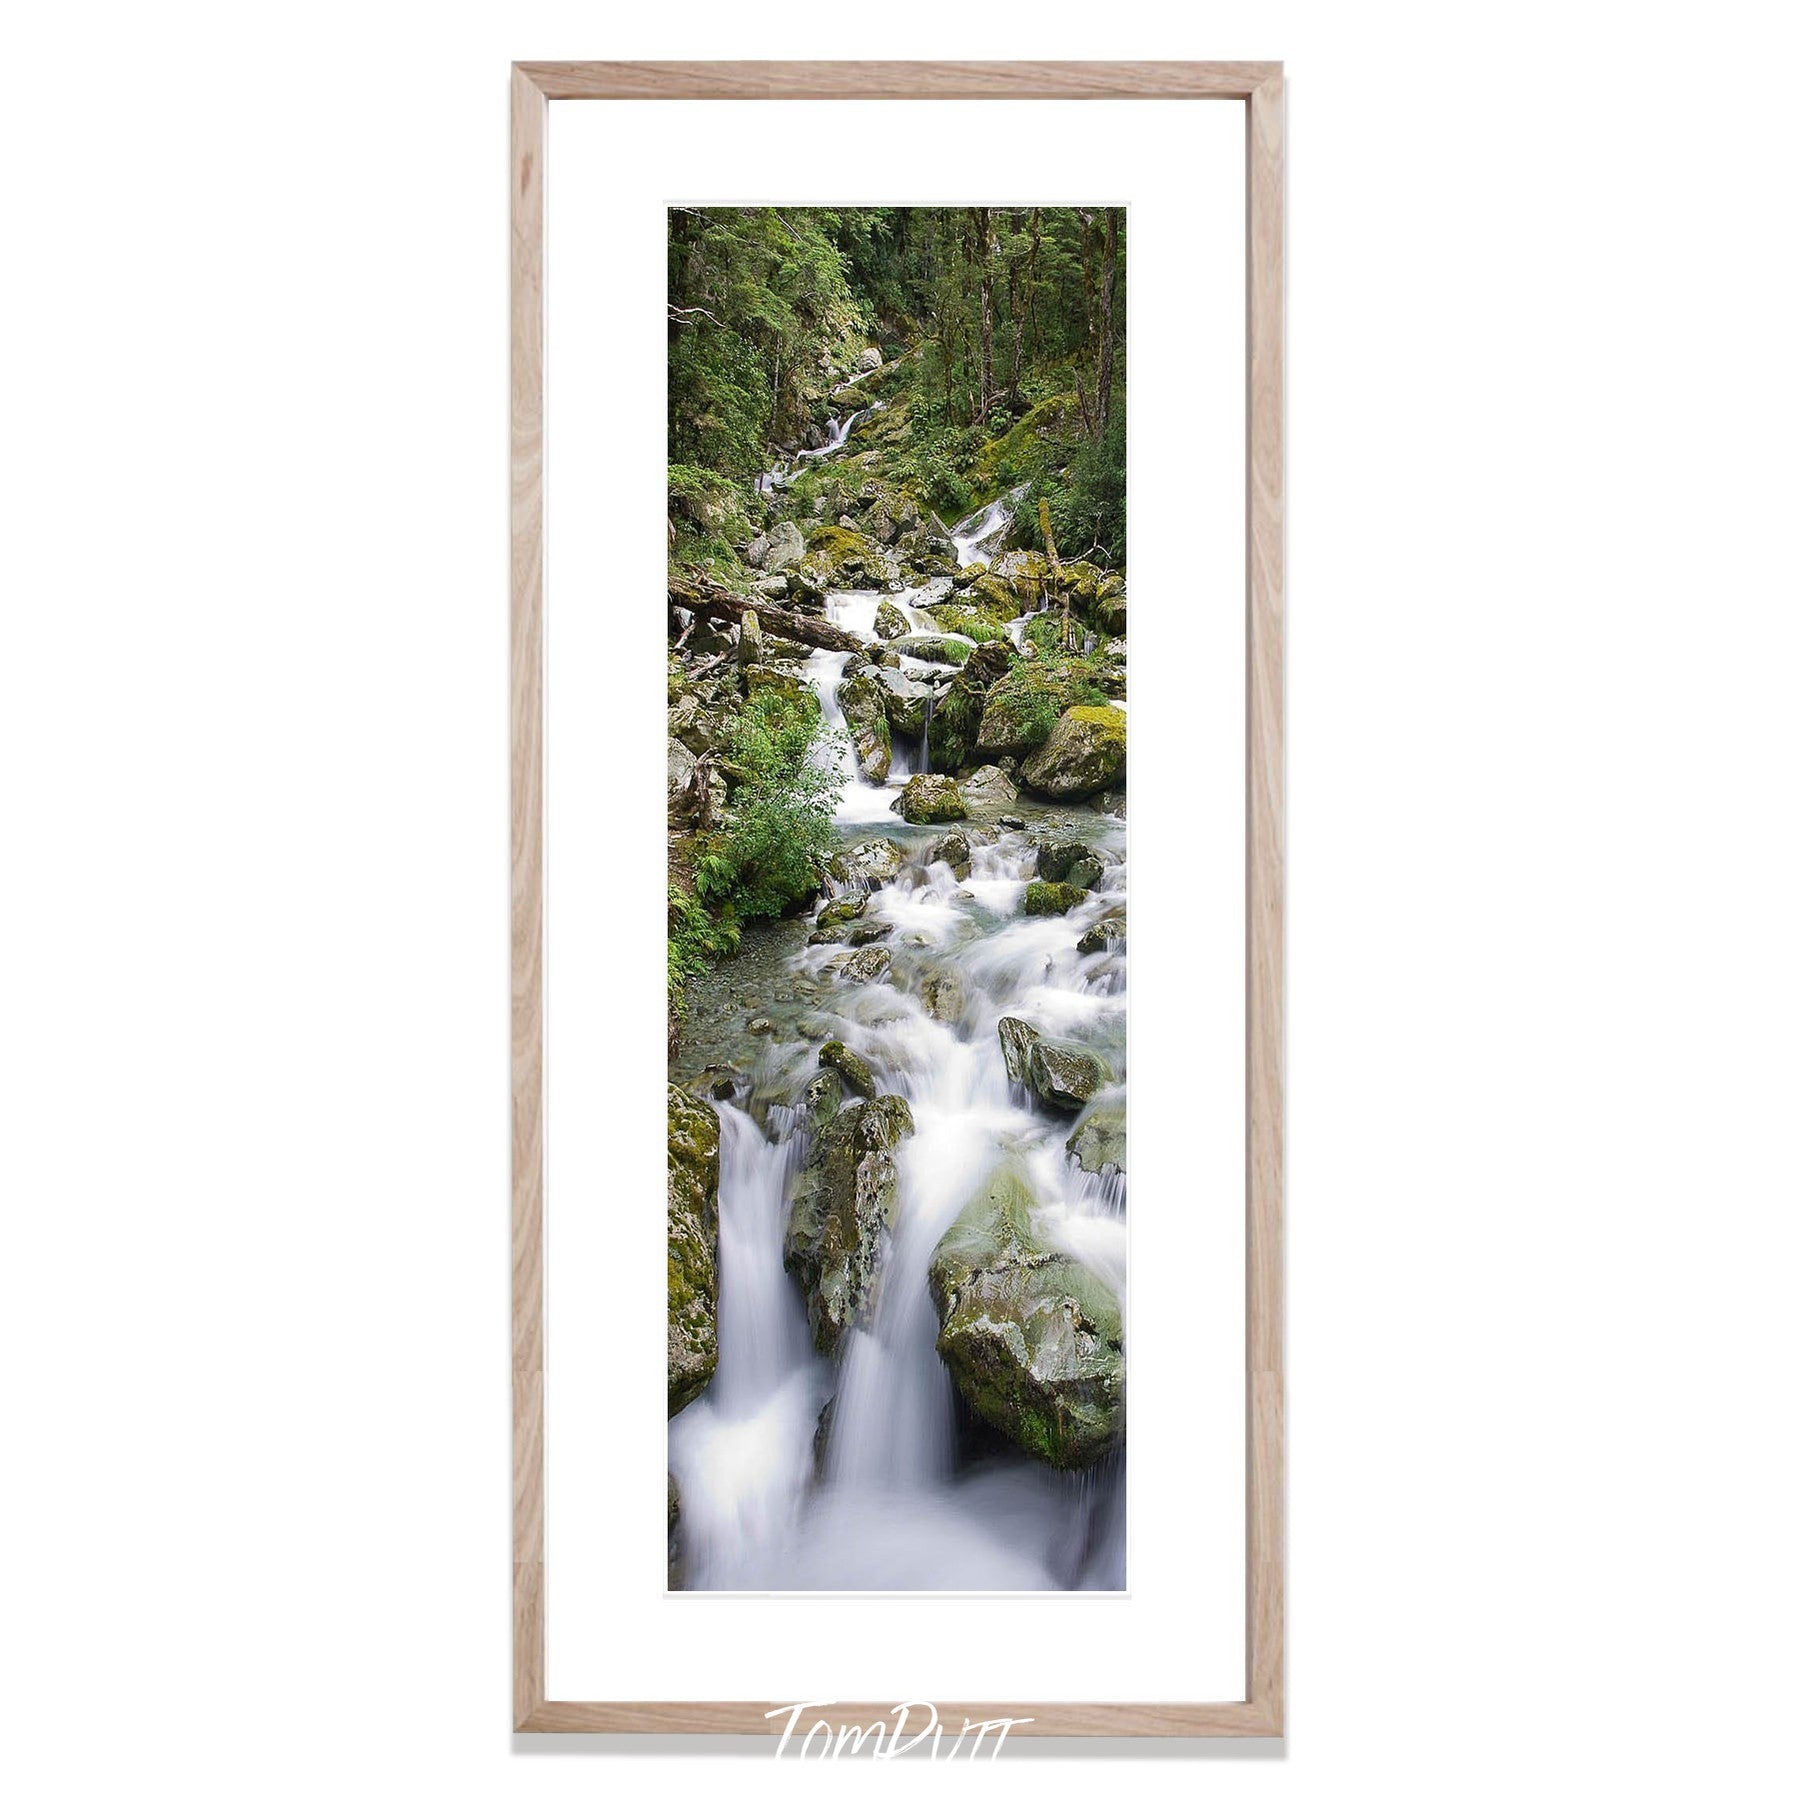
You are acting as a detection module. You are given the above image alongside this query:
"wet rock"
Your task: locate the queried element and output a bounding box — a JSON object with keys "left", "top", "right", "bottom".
{"left": 997, "top": 1016, "right": 1039, "bottom": 1084}
{"left": 926, "top": 830, "right": 972, "bottom": 876}
{"left": 1026, "top": 1037, "right": 1111, "bottom": 1112}
{"left": 667, "top": 1085, "right": 721, "bottom": 1415}
{"left": 836, "top": 944, "right": 894, "bottom": 985}
{"left": 874, "top": 599, "right": 909, "bottom": 640}
{"left": 928, "top": 1164, "right": 1124, "bottom": 1469}
{"left": 835, "top": 666, "right": 893, "bottom": 784}
{"left": 920, "top": 968, "right": 966, "bottom": 1025}
{"left": 809, "top": 918, "right": 890, "bottom": 948}
{"left": 815, "top": 894, "right": 868, "bottom": 929}
{"left": 1067, "top": 1104, "right": 1127, "bottom": 1176}
{"left": 819, "top": 1039, "right": 878, "bottom": 1100}
{"left": 1035, "top": 838, "right": 1103, "bottom": 890}
{"left": 898, "top": 773, "right": 967, "bottom": 824}
{"left": 1077, "top": 915, "right": 1126, "bottom": 955}
{"left": 827, "top": 837, "right": 906, "bottom": 890}
{"left": 996, "top": 1016, "right": 1110, "bottom": 1111}
{"left": 784, "top": 1094, "right": 915, "bottom": 1353}
{"left": 1023, "top": 879, "right": 1086, "bottom": 916}
{"left": 1019, "top": 705, "right": 1126, "bottom": 801}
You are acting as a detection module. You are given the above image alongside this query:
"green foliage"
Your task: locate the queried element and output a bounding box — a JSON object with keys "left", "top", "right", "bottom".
{"left": 1013, "top": 415, "right": 1127, "bottom": 569}
{"left": 713, "top": 691, "right": 843, "bottom": 923}
{"left": 668, "top": 886, "right": 739, "bottom": 999}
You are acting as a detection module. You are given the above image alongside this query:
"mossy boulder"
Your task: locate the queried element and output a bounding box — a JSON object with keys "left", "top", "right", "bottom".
{"left": 836, "top": 666, "right": 893, "bottom": 783}
{"left": 1093, "top": 584, "right": 1127, "bottom": 637}
{"left": 800, "top": 523, "right": 895, "bottom": 588}
{"left": 1023, "top": 880, "right": 1086, "bottom": 917}
{"left": 976, "top": 663, "right": 1089, "bottom": 757}
{"left": 784, "top": 1094, "right": 916, "bottom": 1353}
{"left": 888, "top": 634, "right": 971, "bottom": 667}
{"left": 1067, "top": 1104, "right": 1127, "bottom": 1177}
{"left": 920, "top": 968, "right": 966, "bottom": 1024}
{"left": 994, "top": 1016, "right": 1111, "bottom": 1112}
{"left": 874, "top": 599, "right": 909, "bottom": 639}
{"left": 928, "top": 640, "right": 1017, "bottom": 774}
{"left": 819, "top": 1039, "right": 878, "bottom": 1100}
{"left": 827, "top": 837, "right": 906, "bottom": 890}
{"left": 1077, "top": 915, "right": 1126, "bottom": 955}
{"left": 927, "top": 1164, "right": 1123, "bottom": 1469}
{"left": 1019, "top": 705, "right": 1126, "bottom": 801}
{"left": 898, "top": 773, "right": 967, "bottom": 824}
{"left": 1035, "top": 838, "right": 1104, "bottom": 890}
{"left": 743, "top": 663, "right": 818, "bottom": 713}
{"left": 667, "top": 1085, "right": 721, "bottom": 1415}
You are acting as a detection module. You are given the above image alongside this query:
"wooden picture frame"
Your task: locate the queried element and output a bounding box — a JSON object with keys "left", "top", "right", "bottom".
{"left": 511, "top": 59, "right": 1284, "bottom": 1739}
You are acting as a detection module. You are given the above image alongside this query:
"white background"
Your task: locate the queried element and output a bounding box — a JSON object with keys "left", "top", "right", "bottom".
{"left": 545, "top": 98, "right": 1243, "bottom": 1701}
{"left": 3, "top": 3, "right": 1797, "bottom": 1795}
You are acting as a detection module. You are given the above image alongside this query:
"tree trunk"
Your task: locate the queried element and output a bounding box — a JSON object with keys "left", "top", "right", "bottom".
{"left": 1007, "top": 208, "right": 1041, "bottom": 407}
{"left": 668, "top": 578, "right": 863, "bottom": 653}
{"left": 1097, "top": 209, "right": 1120, "bottom": 434}
{"left": 1038, "top": 498, "right": 1070, "bottom": 653}
{"left": 975, "top": 207, "right": 995, "bottom": 420}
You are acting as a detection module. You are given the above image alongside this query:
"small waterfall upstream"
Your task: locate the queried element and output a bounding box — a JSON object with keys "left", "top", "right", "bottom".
{"left": 670, "top": 583, "right": 1127, "bottom": 1592}
{"left": 755, "top": 401, "right": 888, "bottom": 494}
{"left": 949, "top": 483, "right": 1029, "bottom": 567}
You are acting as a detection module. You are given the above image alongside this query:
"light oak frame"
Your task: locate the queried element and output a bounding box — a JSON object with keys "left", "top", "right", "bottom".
{"left": 511, "top": 59, "right": 1284, "bottom": 1739}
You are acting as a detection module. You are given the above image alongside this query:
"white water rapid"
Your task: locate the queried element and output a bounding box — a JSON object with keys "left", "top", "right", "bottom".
{"left": 669, "top": 587, "right": 1127, "bottom": 1592}
{"left": 949, "top": 483, "right": 1028, "bottom": 567}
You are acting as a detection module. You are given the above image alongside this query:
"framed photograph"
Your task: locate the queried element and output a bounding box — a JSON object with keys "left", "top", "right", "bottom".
{"left": 511, "top": 60, "right": 1283, "bottom": 1741}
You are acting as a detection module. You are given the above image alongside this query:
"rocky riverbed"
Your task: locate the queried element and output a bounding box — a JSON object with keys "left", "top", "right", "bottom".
{"left": 665, "top": 332, "right": 1128, "bottom": 1592}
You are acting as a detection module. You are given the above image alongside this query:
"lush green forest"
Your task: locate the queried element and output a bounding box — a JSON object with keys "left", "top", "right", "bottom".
{"left": 668, "top": 205, "right": 1126, "bottom": 570}
{"left": 665, "top": 205, "right": 1129, "bottom": 1032}
{"left": 665, "top": 212, "right": 1133, "bottom": 1588}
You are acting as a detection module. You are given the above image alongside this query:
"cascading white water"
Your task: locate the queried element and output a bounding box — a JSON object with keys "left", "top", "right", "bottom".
{"left": 672, "top": 580, "right": 1128, "bottom": 1590}
{"left": 755, "top": 401, "right": 889, "bottom": 493}
{"left": 949, "top": 483, "right": 1029, "bottom": 567}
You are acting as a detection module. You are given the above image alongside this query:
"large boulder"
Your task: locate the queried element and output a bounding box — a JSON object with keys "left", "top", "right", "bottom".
{"left": 976, "top": 663, "right": 1090, "bottom": 758}
{"left": 1077, "top": 914, "right": 1126, "bottom": 955}
{"left": 763, "top": 519, "right": 806, "bottom": 572}
{"left": 1067, "top": 1103, "right": 1127, "bottom": 1177}
{"left": 887, "top": 634, "right": 970, "bottom": 667}
{"left": 784, "top": 1094, "right": 915, "bottom": 1353}
{"left": 1019, "top": 705, "right": 1126, "bottom": 800}
{"left": 827, "top": 837, "right": 906, "bottom": 890}
{"left": 1023, "top": 880, "right": 1086, "bottom": 917}
{"left": 928, "top": 640, "right": 1017, "bottom": 774}
{"left": 1035, "top": 837, "right": 1103, "bottom": 891}
{"left": 994, "top": 1017, "right": 1111, "bottom": 1112}
{"left": 856, "top": 345, "right": 884, "bottom": 372}
{"left": 667, "top": 1086, "right": 721, "bottom": 1414}
{"left": 874, "top": 599, "right": 909, "bottom": 640}
{"left": 836, "top": 666, "right": 893, "bottom": 783}
{"left": 819, "top": 1039, "right": 878, "bottom": 1100}
{"left": 897, "top": 773, "right": 967, "bottom": 824}
{"left": 928, "top": 1165, "right": 1124, "bottom": 1469}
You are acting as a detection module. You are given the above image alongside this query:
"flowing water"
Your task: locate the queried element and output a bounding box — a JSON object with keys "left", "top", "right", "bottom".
{"left": 669, "top": 584, "right": 1127, "bottom": 1592}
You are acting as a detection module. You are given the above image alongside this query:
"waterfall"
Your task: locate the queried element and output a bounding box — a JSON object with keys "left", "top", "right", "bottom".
{"left": 671, "top": 766, "right": 1129, "bottom": 1591}
{"left": 948, "top": 483, "right": 1028, "bottom": 568}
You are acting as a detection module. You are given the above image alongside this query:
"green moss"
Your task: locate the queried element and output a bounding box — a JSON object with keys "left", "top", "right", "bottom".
{"left": 1023, "top": 880, "right": 1086, "bottom": 917}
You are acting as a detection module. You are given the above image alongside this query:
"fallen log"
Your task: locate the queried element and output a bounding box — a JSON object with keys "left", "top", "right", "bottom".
{"left": 669, "top": 577, "right": 863, "bottom": 654}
